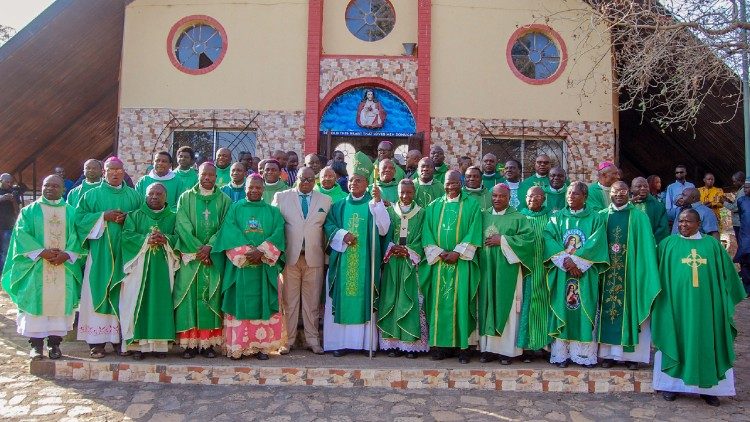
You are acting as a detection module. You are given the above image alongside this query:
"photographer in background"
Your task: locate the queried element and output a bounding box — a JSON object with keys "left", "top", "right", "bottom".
{"left": 0, "top": 173, "right": 23, "bottom": 271}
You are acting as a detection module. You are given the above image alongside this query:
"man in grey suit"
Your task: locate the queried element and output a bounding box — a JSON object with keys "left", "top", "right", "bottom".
{"left": 273, "top": 167, "right": 332, "bottom": 354}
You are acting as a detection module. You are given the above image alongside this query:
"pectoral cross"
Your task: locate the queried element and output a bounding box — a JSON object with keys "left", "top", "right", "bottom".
{"left": 203, "top": 208, "right": 211, "bottom": 221}
{"left": 681, "top": 249, "right": 707, "bottom": 287}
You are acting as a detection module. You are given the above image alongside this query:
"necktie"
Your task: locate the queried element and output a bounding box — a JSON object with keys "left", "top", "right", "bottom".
{"left": 300, "top": 194, "right": 309, "bottom": 218}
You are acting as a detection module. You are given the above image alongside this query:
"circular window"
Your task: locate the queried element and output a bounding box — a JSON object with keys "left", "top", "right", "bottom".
{"left": 345, "top": 0, "right": 396, "bottom": 42}
{"left": 167, "top": 16, "right": 227, "bottom": 75}
{"left": 507, "top": 25, "right": 567, "bottom": 85}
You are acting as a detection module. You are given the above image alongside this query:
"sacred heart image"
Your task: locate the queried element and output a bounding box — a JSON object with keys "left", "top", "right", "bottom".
{"left": 565, "top": 279, "right": 581, "bottom": 310}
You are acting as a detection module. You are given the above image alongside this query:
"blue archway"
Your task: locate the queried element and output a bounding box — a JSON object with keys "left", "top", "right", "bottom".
{"left": 320, "top": 87, "right": 416, "bottom": 137}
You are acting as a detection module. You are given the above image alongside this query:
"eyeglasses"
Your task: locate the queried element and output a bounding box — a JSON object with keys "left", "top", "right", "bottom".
{"left": 536, "top": 161, "right": 550, "bottom": 164}
{"left": 298, "top": 177, "right": 315, "bottom": 183}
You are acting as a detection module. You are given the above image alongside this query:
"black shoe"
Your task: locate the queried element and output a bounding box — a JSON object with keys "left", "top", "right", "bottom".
{"left": 479, "top": 352, "right": 495, "bottom": 363}
{"left": 29, "top": 338, "right": 44, "bottom": 361}
{"left": 600, "top": 359, "right": 615, "bottom": 368}
{"left": 581, "top": 363, "right": 597, "bottom": 369}
{"left": 154, "top": 352, "right": 167, "bottom": 359}
{"left": 458, "top": 350, "right": 470, "bottom": 364}
{"left": 182, "top": 347, "right": 198, "bottom": 359}
{"left": 256, "top": 352, "right": 269, "bottom": 361}
{"left": 430, "top": 348, "right": 445, "bottom": 361}
{"left": 132, "top": 351, "right": 145, "bottom": 360}
{"left": 626, "top": 361, "right": 638, "bottom": 371}
{"left": 521, "top": 352, "right": 533, "bottom": 363}
{"left": 557, "top": 360, "right": 569, "bottom": 368}
{"left": 405, "top": 352, "right": 418, "bottom": 359}
{"left": 332, "top": 349, "right": 347, "bottom": 358}
{"left": 202, "top": 346, "right": 217, "bottom": 358}
{"left": 387, "top": 350, "right": 403, "bottom": 357}
{"left": 662, "top": 391, "right": 678, "bottom": 402}
{"left": 498, "top": 355, "right": 512, "bottom": 365}
{"left": 48, "top": 345, "right": 62, "bottom": 360}
{"left": 700, "top": 394, "right": 720, "bottom": 407}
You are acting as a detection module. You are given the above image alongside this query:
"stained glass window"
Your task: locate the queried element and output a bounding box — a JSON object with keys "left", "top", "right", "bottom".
{"left": 345, "top": 0, "right": 396, "bottom": 42}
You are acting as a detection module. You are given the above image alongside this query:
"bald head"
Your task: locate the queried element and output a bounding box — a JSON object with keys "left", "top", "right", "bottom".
{"left": 526, "top": 186, "right": 545, "bottom": 211}
{"left": 631, "top": 176, "right": 649, "bottom": 202}
{"left": 682, "top": 187, "right": 700, "bottom": 204}
{"left": 491, "top": 183, "right": 511, "bottom": 212}
{"left": 198, "top": 162, "right": 217, "bottom": 190}
{"left": 430, "top": 145, "right": 445, "bottom": 166}
{"left": 215, "top": 148, "right": 232, "bottom": 169}
{"left": 42, "top": 174, "right": 64, "bottom": 201}
{"left": 406, "top": 149, "right": 422, "bottom": 170}
{"left": 482, "top": 153, "right": 498, "bottom": 175}
{"left": 444, "top": 170, "right": 462, "bottom": 198}
{"left": 0, "top": 173, "right": 12, "bottom": 189}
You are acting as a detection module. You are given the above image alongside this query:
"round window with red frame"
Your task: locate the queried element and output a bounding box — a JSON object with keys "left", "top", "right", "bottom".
{"left": 507, "top": 25, "right": 567, "bottom": 85}
{"left": 168, "top": 16, "right": 228, "bottom": 75}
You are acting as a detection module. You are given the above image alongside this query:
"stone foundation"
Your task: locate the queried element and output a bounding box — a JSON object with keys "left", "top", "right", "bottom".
{"left": 320, "top": 57, "right": 418, "bottom": 100}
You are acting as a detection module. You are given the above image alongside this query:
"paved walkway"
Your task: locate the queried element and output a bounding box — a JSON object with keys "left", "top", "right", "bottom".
{"left": 0, "top": 290, "right": 748, "bottom": 421}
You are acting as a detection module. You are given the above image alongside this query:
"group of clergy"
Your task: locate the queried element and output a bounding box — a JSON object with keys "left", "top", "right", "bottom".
{"left": 0, "top": 143, "right": 745, "bottom": 407}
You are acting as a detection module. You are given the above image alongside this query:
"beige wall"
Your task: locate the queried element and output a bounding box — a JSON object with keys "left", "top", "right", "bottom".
{"left": 431, "top": 0, "right": 615, "bottom": 123}
{"left": 323, "top": 0, "right": 418, "bottom": 56}
{"left": 120, "top": 0, "right": 308, "bottom": 110}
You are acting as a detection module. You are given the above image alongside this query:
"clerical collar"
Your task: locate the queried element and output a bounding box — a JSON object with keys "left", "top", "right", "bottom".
{"left": 418, "top": 179, "right": 434, "bottom": 186}
{"left": 151, "top": 206, "right": 165, "bottom": 213}
{"left": 351, "top": 193, "right": 365, "bottom": 200}
{"left": 599, "top": 182, "right": 611, "bottom": 191}
{"left": 483, "top": 172, "right": 497, "bottom": 177}
{"left": 45, "top": 198, "right": 62, "bottom": 204}
{"left": 680, "top": 232, "right": 702, "bottom": 240}
{"left": 446, "top": 194, "right": 460, "bottom": 203}
{"left": 399, "top": 203, "right": 412, "bottom": 213}
{"left": 229, "top": 181, "right": 244, "bottom": 189}
{"left": 148, "top": 169, "right": 175, "bottom": 181}
{"left": 199, "top": 186, "right": 213, "bottom": 196}
{"left": 611, "top": 203, "right": 628, "bottom": 211}
{"left": 569, "top": 207, "right": 585, "bottom": 214}
{"left": 84, "top": 179, "right": 101, "bottom": 185}
{"left": 535, "top": 173, "right": 547, "bottom": 178}
{"left": 492, "top": 207, "right": 507, "bottom": 215}
{"left": 549, "top": 186, "right": 564, "bottom": 193}
{"left": 464, "top": 186, "right": 483, "bottom": 193}
{"left": 266, "top": 180, "right": 282, "bottom": 186}
{"left": 108, "top": 183, "right": 123, "bottom": 189}
{"left": 506, "top": 180, "right": 520, "bottom": 188}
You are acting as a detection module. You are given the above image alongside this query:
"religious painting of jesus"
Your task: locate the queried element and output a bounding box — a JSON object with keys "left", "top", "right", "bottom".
{"left": 357, "top": 89, "right": 387, "bottom": 129}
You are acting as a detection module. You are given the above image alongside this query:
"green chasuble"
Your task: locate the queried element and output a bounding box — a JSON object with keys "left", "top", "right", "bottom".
{"left": 517, "top": 207, "right": 553, "bottom": 350}
{"left": 67, "top": 180, "right": 101, "bottom": 207}
{"left": 370, "top": 160, "right": 405, "bottom": 185}
{"left": 262, "top": 181, "right": 288, "bottom": 204}
{"left": 543, "top": 207, "right": 609, "bottom": 342}
{"left": 324, "top": 193, "right": 385, "bottom": 324}
{"left": 370, "top": 179, "right": 399, "bottom": 204}
{"left": 462, "top": 187, "right": 492, "bottom": 212}
{"left": 1, "top": 198, "right": 82, "bottom": 317}
{"left": 597, "top": 204, "right": 660, "bottom": 350}
{"left": 215, "top": 165, "right": 231, "bottom": 188}
{"left": 220, "top": 183, "right": 246, "bottom": 203}
{"left": 174, "top": 167, "right": 199, "bottom": 195}
{"left": 652, "top": 234, "right": 746, "bottom": 388}
{"left": 633, "top": 195, "right": 669, "bottom": 243}
{"left": 118, "top": 204, "right": 178, "bottom": 345}
{"left": 315, "top": 183, "right": 347, "bottom": 204}
{"left": 518, "top": 174, "right": 550, "bottom": 209}
{"left": 433, "top": 163, "right": 449, "bottom": 185}
{"left": 482, "top": 173, "right": 505, "bottom": 189}
{"left": 76, "top": 183, "right": 142, "bottom": 315}
{"left": 543, "top": 185, "right": 568, "bottom": 213}
{"left": 214, "top": 199, "right": 285, "bottom": 320}
{"left": 173, "top": 185, "right": 232, "bottom": 334}
{"left": 479, "top": 207, "right": 535, "bottom": 337}
{"left": 586, "top": 182, "right": 611, "bottom": 212}
{"left": 419, "top": 193, "right": 483, "bottom": 348}
{"left": 414, "top": 181, "right": 445, "bottom": 208}
{"left": 135, "top": 173, "right": 184, "bottom": 211}
{"left": 378, "top": 204, "right": 425, "bottom": 342}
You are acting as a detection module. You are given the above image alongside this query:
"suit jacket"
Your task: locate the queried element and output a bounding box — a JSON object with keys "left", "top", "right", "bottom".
{"left": 273, "top": 188, "right": 332, "bottom": 267}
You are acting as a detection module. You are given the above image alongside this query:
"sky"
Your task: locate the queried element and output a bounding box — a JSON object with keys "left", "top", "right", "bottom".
{"left": 0, "top": 0, "right": 56, "bottom": 31}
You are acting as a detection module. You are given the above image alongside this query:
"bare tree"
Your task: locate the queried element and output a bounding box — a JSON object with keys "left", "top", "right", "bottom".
{"left": 0, "top": 25, "right": 16, "bottom": 46}
{"left": 542, "top": 0, "right": 747, "bottom": 130}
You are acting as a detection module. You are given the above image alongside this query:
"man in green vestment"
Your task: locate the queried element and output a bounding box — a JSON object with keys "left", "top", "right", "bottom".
{"left": 76, "top": 157, "right": 142, "bottom": 358}
{"left": 503, "top": 160, "right": 523, "bottom": 209}
{"left": 481, "top": 153, "right": 505, "bottom": 188}
{"left": 262, "top": 160, "right": 288, "bottom": 204}
{"left": 67, "top": 159, "right": 102, "bottom": 207}
{"left": 135, "top": 151, "right": 184, "bottom": 211}
{"left": 315, "top": 167, "right": 347, "bottom": 203}
{"left": 414, "top": 158, "right": 445, "bottom": 208}
{"left": 462, "top": 166, "right": 492, "bottom": 211}
{"left": 174, "top": 163, "right": 231, "bottom": 358}
{"left": 420, "top": 170, "right": 483, "bottom": 364}
{"left": 118, "top": 183, "right": 179, "bottom": 359}
{"left": 220, "top": 162, "right": 247, "bottom": 203}
{"left": 586, "top": 161, "right": 620, "bottom": 212}
{"left": 370, "top": 159, "right": 400, "bottom": 205}
{"left": 214, "top": 148, "right": 233, "bottom": 187}
{"left": 371, "top": 141, "right": 405, "bottom": 184}
{"left": 323, "top": 152, "right": 390, "bottom": 356}
{"left": 174, "top": 146, "right": 198, "bottom": 195}
{"left": 378, "top": 179, "right": 428, "bottom": 358}
{"left": 544, "top": 181, "right": 609, "bottom": 368}
{"left": 478, "top": 184, "right": 535, "bottom": 365}
{"left": 518, "top": 154, "right": 553, "bottom": 204}
{"left": 517, "top": 187, "right": 553, "bottom": 358}
{"left": 2, "top": 175, "right": 82, "bottom": 360}
{"left": 597, "top": 181, "right": 660, "bottom": 370}
{"left": 430, "top": 146, "right": 449, "bottom": 185}
{"left": 631, "top": 177, "right": 670, "bottom": 243}
{"left": 652, "top": 209, "right": 746, "bottom": 406}
{"left": 543, "top": 166, "right": 568, "bottom": 213}
{"left": 214, "top": 175, "right": 286, "bottom": 360}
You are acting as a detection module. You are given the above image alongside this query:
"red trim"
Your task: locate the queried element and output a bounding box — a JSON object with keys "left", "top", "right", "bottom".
{"left": 304, "top": 1, "right": 324, "bottom": 154}
{"left": 166, "top": 15, "right": 228, "bottom": 75}
{"left": 417, "top": 0, "right": 432, "bottom": 154}
{"left": 322, "top": 54, "right": 416, "bottom": 60}
{"left": 506, "top": 24, "right": 568, "bottom": 86}
{"left": 319, "top": 77, "right": 417, "bottom": 120}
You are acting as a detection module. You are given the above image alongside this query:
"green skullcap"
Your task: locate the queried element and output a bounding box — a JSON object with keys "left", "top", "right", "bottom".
{"left": 350, "top": 151, "right": 373, "bottom": 178}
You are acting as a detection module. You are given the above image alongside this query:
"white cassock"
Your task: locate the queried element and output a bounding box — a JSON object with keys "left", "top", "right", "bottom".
{"left": 598, "top": 319, "right": 652, "bottom": 364}
{"left": 653, "top": 351, "right": 736, "bottom": 396}
{"left": 323, "top": 197, "right": 390, "bottom": 352}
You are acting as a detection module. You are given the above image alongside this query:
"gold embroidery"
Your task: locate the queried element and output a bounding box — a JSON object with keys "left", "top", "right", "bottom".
{"left": 681, "top": 248, "right": 707, "bottom": 288}
{"left": 603, "top": 225, "right": 626, "bottom": 323}
{"left": 344, "top": 213, "right": 362, "bottom": 297}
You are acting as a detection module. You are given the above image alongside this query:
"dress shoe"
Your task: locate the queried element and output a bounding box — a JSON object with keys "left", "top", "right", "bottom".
{"left": 202, "top": 346, "right": 217, "bottom": 358}
{"left": 119, "top": 350, "right": 133, "bottom": 357}
{"left": 256, "top": 352, "right": 270, "bottom": 361}
{"left": 405, "top": 352, "right": 418, "bottom": 359}
{"left": 182, "top": 347, "right": 198, "bottom": 359}
{"left": 430, "top": 348, "right": 445, "bottom": 361}
{"left": 332, "top": 349, "right": 347, "bottom": 357}
{"left": 498, "top": 355, "right": 512, "bottom": 365}
{"left": 154, "top": 352, "right": 167, "bottom": 359}
{"left": 479, "top": 352, "right": 495, "bottom": 363}
{"left": 48, "top": 345, "right": 62, "bottom": 360}
{"left": 557, "top": 359, "right": 569, "bottom": 368}
{"left": 700, "top": 394, "right": 720, "bottom": 407}
{"left": 521, "top": 352, "right": 533, "bottom": 363}
{"left": 132, "top": 351, "right": 145, "bottom": 360}
{"left": 308, "top": 345, "right": 324, "bottom": 355}
{"left": 89, "top": 346, "right": 106, "bottom": 359}
{"left": 662, "top": 391, "right": 678, "bottom": 402}
{"left": 278, "top": 346, "right": 290, "bottom": 355}
{"left": 581, "top": 363, "right": 597, "bottom": 369}
{"left": 458, "top": 351, "right": 471, "bottom": 364}
{"left": 626, "top": 361, "right": 639, "bottom": 371}
{"left": 600, "top": 359, "right": 615, "bottom": 368}
{"left": 387, "top": 350, "right": 403, "bottom": 357}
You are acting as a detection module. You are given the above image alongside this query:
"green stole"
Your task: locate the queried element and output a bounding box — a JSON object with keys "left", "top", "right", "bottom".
{"left": 118, "top": 204, "right": 177, "bottom": 343}
{"left": 174, "top": 167, "right": 199, "bottom": 195}
{"left": 633, "top": 195, "right": 670, "bottom": 243}
{"left": 482, "top": 173, "right": 505, "bottom": 189}
{"left": 173, "top": 185, "right": 231, "bottom": 332}
{"left": 314, "top": 183, "right": 347, "bottom": 204}
{"left": 653, "top": 235, "right": 746, "bottom": 388}
{"left": 214, "top": 199, "right": 285, "bottom": 320}
{"left": 323, "top": 193, "right": 383, "bottom": 324}
{"left": 1, "top": 198, "right": 82, "bottom": 316}
{"left": 215, "top": 165, "right": 231, "bottom": 188}
{"left": 462, "top": 187, "right": 492, "bottom": 212}
{"left": 66, "top": 180, "right": 101, "bottom": 207}
{"left": 517, "top": 207, "right": 553, "bottom": 349}
{"left": 543, "top": 207, "right": 609, "bottom": 342}
{"left": 543, "top": 185, "right": 568, "bottom": 213}
{"left": 419, "top": 193, "right": 483, "bottom": 348}
{"left": 135, "top": 173, "right": 184, "bottom": 211}
{"left": 479, "top": 207, "right": 535, "bottom": 336}
{"left": 378, "top": 204, "right": 425, "bottom": 342}
{"left": 75, "top": 183, "right": 143, "bottom": 315}
{"left": 370, "top": 179, "right": 399, "bottom": 204}
{"left": 433, "top": 163, "right": 449, "bottom": 185}
{"left": 262, "top": 180, "right": 288, "bottom": 204}
{"left": 414, "top": 180, "right": 445, "bottom": 208}
{"left": 220, "top": 183, "right": 246, "bottom": 203}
